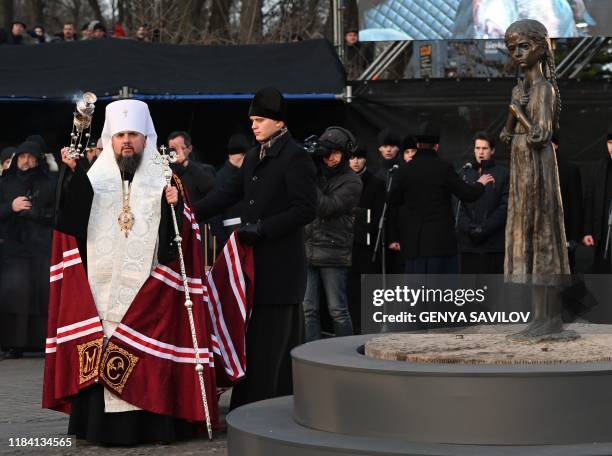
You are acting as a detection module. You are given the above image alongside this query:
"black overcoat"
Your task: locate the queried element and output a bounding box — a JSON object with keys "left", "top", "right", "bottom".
{"left": 0, "top": 160, "right": 57, "bottom": 349}
{"left": 388, "top": 149, "right": 485, "bottom": 259}
{"left": 456, "top": 158, "right": 509, "bottom": 254}
{"left": 582, "top": 156, "right": 609, "bottom": 243}
{"left": 556, "top": 156, "right": 584, "bottom": 244}
{"left": 171, "top": 160, "right": 216, "bottom": 204}
{"left": 194, "top": 132, "right": 317, "bottom": 306}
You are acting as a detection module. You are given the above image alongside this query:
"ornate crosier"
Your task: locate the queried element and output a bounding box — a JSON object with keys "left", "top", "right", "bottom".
{"left": 153, "top": 145, "right": 214, "bottom": 440}
{"left": 67, "top": 92, "right": 97, "bottom": 160}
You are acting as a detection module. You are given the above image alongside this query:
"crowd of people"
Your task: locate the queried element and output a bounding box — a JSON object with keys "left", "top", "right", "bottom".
{"left": 0, "top": 19, "right": 153, "bottom": 45}
{"left": 1, "top": 85, "right": 611, "bottom": 443}
{"left": 2, "top": 114, "right": 611, "bottom": 358}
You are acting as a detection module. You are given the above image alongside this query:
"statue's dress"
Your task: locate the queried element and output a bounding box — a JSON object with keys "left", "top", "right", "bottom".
{"left": 504, "top": 80, "right": 570, "bottom": 285}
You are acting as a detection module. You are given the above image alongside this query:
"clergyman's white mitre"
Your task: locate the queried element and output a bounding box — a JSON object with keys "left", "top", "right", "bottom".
{"left": 101, "top": 99, "right": 157, "bottom": 141}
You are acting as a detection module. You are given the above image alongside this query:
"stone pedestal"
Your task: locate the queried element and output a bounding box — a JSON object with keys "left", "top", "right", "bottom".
{"left": 228, "top": 325, "right": 612, "bottom": 455}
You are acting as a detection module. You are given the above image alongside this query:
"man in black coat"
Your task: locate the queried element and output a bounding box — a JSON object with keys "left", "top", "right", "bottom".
{"left": 457, "top": 132, "right": 509, "bottom": 274}
{"left": 348, "top": 148, "right": 385, "bottom": 333}
{"left": 582, "top": 127, "right": 612, "bottom": 273}
{"left": 375, "top": 128, "right": 404, "bottom": 274}
{"left": 388, "top": 131, "right": 494, "bottom": 273}
{"left": 375, "top": 128, "right": 403, "bottom": 182}
{"left": 0, "top": 141, "right": 57, "bottom": 358}
{"left": 551, "top": 136, "right": 584, "bottom": 271}
{"left": 210, "top": 133, "right": 249, "bottom": 248}
{"left": 193, "top": 87, "right": 317, "bottom": 410}
{"left": 167, "top": 130, "right": 216, "bottom": 203}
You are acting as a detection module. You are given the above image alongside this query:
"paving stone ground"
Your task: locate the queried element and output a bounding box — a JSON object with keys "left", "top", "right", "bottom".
{"left": 0, "top": 356, "right": 228, "bottom": 455}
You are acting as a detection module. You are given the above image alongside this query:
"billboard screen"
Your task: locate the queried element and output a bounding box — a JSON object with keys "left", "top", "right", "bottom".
{"left": 357, "top": 0, "right": 612, "bottom": 41}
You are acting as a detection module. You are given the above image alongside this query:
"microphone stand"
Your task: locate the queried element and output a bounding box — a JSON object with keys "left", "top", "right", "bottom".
{"left": 604, "top": 201, "right": 612, "bottom": 265}
{"left": 455, "top": 163, "right": 471, "bottom": 229}
{"left": 372, "top": 167, "right": 395, "bottom": 290}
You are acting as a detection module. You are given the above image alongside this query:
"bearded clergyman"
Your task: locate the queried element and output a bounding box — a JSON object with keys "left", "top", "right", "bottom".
{"left": 53, "top": 99, "right": 198, "bottom": 445}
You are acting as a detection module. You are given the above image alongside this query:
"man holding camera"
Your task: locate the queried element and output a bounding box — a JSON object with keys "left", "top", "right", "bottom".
{"left": 302, "top": 127, "right": 363, "bottom": 342}
{"left": 194, "top": 87, "right": 317, "bottom": 409}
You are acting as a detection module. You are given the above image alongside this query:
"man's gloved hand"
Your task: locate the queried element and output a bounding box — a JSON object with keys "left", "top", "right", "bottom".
{"left": 468, "top": 225, "right": 486, "bottom": 245}
{"left": 237, "top": 221, "right": 263, "bottom": 245}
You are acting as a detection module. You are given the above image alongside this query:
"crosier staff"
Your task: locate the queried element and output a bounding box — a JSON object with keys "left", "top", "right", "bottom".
{"left": 156, "top": 145, "right": 213, "bottom": 440}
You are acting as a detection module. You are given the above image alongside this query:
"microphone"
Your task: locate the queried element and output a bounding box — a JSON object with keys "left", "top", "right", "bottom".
{"left": 388, "top": 164, "right": 400, "bottom": 173}
{"left": 462, "top": 162, "right": 473, "bottom": 170}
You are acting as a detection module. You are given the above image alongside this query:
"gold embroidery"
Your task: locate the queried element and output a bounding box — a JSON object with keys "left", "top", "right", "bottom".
{"left": 77, "top": 338, "right": 103, "bottom": 384}
{"left": 100, "top": 342, "right": 139, "bottom": 394}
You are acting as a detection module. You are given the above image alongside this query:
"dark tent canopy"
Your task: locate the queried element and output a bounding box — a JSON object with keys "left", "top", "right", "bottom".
{"left": 0, "top": 38, "right": 345, "bottom": 99}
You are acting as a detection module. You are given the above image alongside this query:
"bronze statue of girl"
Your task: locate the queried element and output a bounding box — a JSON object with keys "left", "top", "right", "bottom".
{"left": 501, "top": 19, "right": 576, "bottom": 341}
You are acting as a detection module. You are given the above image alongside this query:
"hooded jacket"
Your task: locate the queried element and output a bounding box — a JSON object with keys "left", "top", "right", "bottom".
{"left": 0, "top": 144, "right": 57, "bottom": 257}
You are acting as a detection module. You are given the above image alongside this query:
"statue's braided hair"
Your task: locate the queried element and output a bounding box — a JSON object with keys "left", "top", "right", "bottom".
{"left": 505, "top": 19, "right": 561, "bottom": 131}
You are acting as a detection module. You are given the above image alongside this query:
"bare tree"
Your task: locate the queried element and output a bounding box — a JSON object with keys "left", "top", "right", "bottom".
{"left": 208, "top": 0, "right": 232, "bottom": 42}
{"left": 239, "top": 0, "right": 262, "bottom": 44}
{"left": 10, "top": 0, "right": 330, "bottom": 44}
{"left": 28, "top": 0, "right": 44, "bottom": 25}
{"left": 2, "top": 0, "right": 15, "bottom": 30}
{"left": 86, "top": 0, "right": 102, "bottom": 24}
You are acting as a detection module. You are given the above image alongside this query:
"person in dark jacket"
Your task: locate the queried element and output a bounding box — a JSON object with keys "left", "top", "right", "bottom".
{"left": 375, "top": 128, "right": 403, "bottom": 182}
{"left": 54, "top": 22, "right": 78, "bottom": 42}
{"left": 194, "top": 87, "right": 317, "bottom": 410}
{"left": 302, "top": 127, "right": 362, "bottom": 342}
{"left": 402, "top": 135, "right": 418, "bottom": 163}
{"left": 211, "top": 133, "right": 249, "bottom": 247}
{"left": 348, "top": 147, "right": 385, "bottom": 333}
{"left": 582, "top": 127, "right": 612, "bottom": 273}
{"left": 375, "top": 129, "right": 404, "bottom": 274}
{"left": 0, "top": 141, "right": 57, "bottom": 358}
{"left": 167, "top": 131, "right": 215, "bottom": 204}
{"left": 457, "top": 132, "right": 509, "bottom": 274}
{"left": 551, "top": 136, "right": 584, "bottom": 270}
{"left": 0, "top": 20, "right": 32, "bottom": 45}
{"left": 25, "top": 134, "right": 59, "bottom": 173}
{"left": 388, "top": 131, "right": 494, "bottom": 273}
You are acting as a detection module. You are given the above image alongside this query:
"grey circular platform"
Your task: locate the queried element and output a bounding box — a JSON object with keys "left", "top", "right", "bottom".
{"left": 292, "top": 335, "right": 612, "bottom": 445}
{"left": 227, "top": 396, "right": 612, "bottom": 456}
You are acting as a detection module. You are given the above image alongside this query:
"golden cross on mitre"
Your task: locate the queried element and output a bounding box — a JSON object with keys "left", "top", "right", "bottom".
{"left": 122, "top": 109, "right": 128, "bottom": 118}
